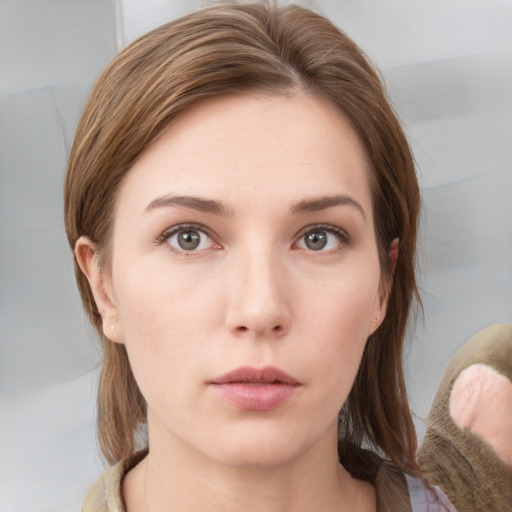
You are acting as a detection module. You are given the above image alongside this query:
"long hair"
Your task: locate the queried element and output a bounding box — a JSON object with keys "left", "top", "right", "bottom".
{"left": 65, "top": 1, "right": 420, "bottom": 476}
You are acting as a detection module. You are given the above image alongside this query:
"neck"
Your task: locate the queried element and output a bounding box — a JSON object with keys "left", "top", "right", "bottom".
{"left": 123, "top": 417, "right": 375, "bottom": 512}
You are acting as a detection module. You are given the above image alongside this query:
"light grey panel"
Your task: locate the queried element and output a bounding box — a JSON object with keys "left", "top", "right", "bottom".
{"left": 311, "top": 0, "right": 512, "bottom": 67}
{"left": 121, "top": 0, "right": 205, "bottom": 44}
{"left": 0, "top": 1, "right": 118, "bottom": 510}
{"left": 0, "top": 0, "right": 118, "bottom": 392}
{"left": 0, "top": 369, "right": 101, "bottom": 512}
{"left": 1, "top": 0, "right": 511, "bottom": 510}
{"left": 0, "top": 87, "right": 98, "bottom": 395}
{"left": 314, "top": 0, "right": 512, "bottom": 437}
{"left": 384, "top": 53, "right": 512, "bottom": 432}
{"left": 0, "top": 0, "right": 119, "bottom": 96}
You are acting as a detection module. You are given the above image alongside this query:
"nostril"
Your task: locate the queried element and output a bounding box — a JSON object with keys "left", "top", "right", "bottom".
{"left": 233, "top": 324, "right": 284, "bottom": 335}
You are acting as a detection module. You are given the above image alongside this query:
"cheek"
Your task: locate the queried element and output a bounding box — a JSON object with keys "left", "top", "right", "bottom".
{"left": 304, "top": 263, "right": 381, "bottom": 335}
{"left": 111, "top": 268, "right": 221, "bottom": 422}
{"left": 308, "top": 299, "right": 371, "bottom": 378}
{"left": 293, "top": 267, "right": 381, "bottom": 401}
{"left": 112, "top": 257, "right": 223, "bottom": 376}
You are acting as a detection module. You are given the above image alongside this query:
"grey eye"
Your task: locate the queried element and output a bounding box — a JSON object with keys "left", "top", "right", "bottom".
{"left": 177, "top": 230, "right": 201, "bottom": 250}
{"left": 304, "top": 231, "right": 328, "bottom": 251}
{"left": 167, "top": 228, "right": 214, "bottom": 251}
{"left": 296, "top": 227, "right": 345, "bottom": 252}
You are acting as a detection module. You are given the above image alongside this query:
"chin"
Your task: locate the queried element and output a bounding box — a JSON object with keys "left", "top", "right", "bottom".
{"left": 204, "top": 421, "right": 327, "bottom": 470}
{"left": 217, "top": 442, "right": 302, "bottom": 469}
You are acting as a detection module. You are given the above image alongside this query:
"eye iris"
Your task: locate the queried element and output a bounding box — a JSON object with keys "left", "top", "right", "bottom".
{"left": 305, "top": 231, "right": 327, "bottom": 250}
{"left": 177, "top": 230, "right": 201, "bottom": 250}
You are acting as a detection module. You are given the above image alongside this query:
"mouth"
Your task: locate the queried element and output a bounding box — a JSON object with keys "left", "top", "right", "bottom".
{"left": 209, "top": 366, "right": 300, "bottom": 386}
{"left": 208, "top": 366, "right": 301, "bottom": 411}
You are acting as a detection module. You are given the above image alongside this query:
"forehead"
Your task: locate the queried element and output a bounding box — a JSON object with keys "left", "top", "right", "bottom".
{"left": 116, "top": 92, "right": 373, "bottom": 215}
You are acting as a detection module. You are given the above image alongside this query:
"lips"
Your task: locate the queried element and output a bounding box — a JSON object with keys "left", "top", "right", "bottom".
{"left": 210, "top": 366, "right": 300, "bottom": 386}
{"left": 208, "top": 366, "right": 301, "bottom": 411}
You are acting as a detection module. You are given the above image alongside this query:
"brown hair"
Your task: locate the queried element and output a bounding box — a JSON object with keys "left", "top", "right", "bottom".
{"left": 65, "top": 1, "right": 420, "bottom": 476}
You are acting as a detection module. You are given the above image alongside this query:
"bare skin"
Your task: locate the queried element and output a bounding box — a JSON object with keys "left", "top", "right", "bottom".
{"left": 123, "top": 425, "right": 376, "bottom": 512}
{"left": 77, "top": 92, "right": 385, "bottom": 512}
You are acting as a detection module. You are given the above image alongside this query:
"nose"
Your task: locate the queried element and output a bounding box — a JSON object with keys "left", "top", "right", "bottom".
{"left": 224, "top": 247, "right": 292, "bottom": 340}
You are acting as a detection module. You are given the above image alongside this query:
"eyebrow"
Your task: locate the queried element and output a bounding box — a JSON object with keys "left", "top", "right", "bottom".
{"left": 290, "top": 194, "right": 366, "bottom": 221}
{"left": 145, "top": 194, "right": 234, "bottom": 216}
{"left": 145, "top": 193, "right": 366, "bottom": 220}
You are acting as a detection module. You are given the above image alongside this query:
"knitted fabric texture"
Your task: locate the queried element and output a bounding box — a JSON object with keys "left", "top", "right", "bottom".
{"left": 418, "top": 323, "right": 512, "bottom": 512}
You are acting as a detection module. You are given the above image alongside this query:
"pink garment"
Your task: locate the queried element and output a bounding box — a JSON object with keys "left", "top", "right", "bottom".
{"left": 406, "top": 474, "right": 458, "bottom": 512}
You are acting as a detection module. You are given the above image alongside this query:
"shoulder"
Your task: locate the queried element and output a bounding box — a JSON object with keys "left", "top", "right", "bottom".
{"left": 339, "top": 444, "right": 457, "bottom": 512}
{"left": 404, "top": 474, "right": 458, "bottom": 512}
{"left": 375, "top": 465, "right": 457, "bottom": 512}
{"left": 81, "top": 450, "right": 148, "bottom": 512}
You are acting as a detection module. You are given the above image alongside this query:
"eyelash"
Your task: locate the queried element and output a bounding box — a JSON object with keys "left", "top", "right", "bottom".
{"left": 156, "top": 223, "right": 219, "bottom": 256}
{"left": 155, "top": 223, "right": 351, "bottom": 254}
{"left": 295, "top": 224, "right": 351, "bottom": 253}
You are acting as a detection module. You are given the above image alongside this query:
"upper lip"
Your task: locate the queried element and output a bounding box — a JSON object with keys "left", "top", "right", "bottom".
{"left": 209, "top": 366, "right": 300, "bottom": 385}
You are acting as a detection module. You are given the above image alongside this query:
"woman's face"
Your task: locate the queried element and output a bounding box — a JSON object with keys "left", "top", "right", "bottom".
{"left": 81, "top": 92, "right": 388, "bottom": 467}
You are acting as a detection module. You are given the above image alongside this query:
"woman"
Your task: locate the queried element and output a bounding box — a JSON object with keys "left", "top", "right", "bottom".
{"left": 65, "top": 2, "right": 454, "bottom": 510}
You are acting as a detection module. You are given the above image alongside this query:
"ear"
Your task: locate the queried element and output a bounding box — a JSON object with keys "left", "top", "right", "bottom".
{"left": 368, "top": 238, "right": 399, "bottom": 336}
{"left": 74, "top": 236, "right": 124, "bottom": 343}
{"left": 388, "top": 237, "right": 399, "bottom": 273}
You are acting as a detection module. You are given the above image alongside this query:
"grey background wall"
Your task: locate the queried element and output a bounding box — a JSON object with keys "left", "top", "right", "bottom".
{"left": 1, "top": 0, "right": 511, "bottom": 510}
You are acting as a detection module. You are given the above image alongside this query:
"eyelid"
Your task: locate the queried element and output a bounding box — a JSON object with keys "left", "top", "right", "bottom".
{"left": 156, "top": 222, "right": 350, "bottom": 254}
{"left": 156, "top": 223, "right": 221, "bottom": 253}
{"left": 293, "top": 223, "right": 351, "bottom": 251}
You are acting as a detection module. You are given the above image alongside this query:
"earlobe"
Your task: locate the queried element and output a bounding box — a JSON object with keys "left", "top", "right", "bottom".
{"left": 369, "top": 301, "right": 386, "bottom": 336}
{"left": 74, "top": 236, "right": 123, "bottom": 343}
{"left": 368, "top": 286, "right": 388, "bottom": 336}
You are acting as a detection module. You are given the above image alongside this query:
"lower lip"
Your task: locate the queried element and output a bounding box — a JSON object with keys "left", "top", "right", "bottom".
{"left": 209, "top": 383, "right": 299, "bottom": 411}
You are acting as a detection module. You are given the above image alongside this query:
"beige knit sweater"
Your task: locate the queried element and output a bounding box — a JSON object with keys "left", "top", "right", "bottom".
{"left": 82, "top": 449, "right": 454, "bottom": 512}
